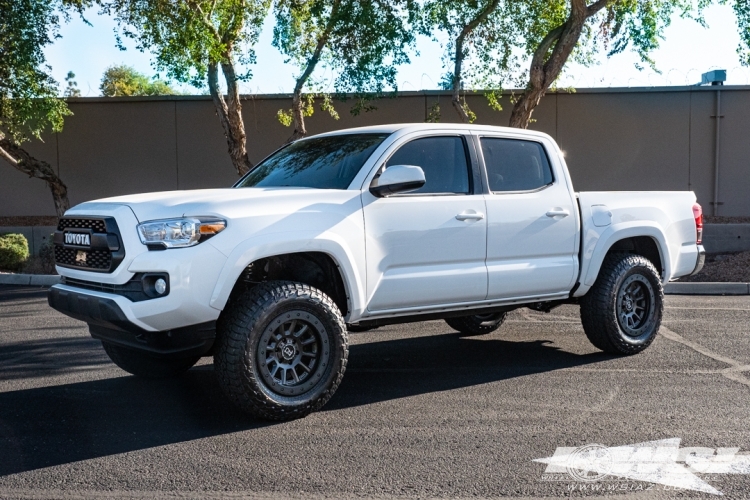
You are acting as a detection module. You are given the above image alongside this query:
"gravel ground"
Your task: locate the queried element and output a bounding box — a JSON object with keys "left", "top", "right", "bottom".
{"left": 680, "top": 251, "right": 750, "bottom": 282}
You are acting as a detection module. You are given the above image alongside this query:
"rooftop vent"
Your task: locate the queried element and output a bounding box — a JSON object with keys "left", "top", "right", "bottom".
{"left": 699, "top": 70, "right": 726, "bottom": 86}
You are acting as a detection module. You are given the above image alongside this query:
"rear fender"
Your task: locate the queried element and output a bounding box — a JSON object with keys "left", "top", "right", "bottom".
{"left": 574, "top": 222, "right": 670, "bottom": 298}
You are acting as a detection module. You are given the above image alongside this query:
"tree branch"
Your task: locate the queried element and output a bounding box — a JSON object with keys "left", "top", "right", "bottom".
{"left": 586, "top": 0, "right": 612, "bottom": 17}
{"left": 287, "top": 0, "right": 342, "bottom": 141}
{"left": 452, "top": 0, "right": 501, "bottom": 123}
{"left": 188, "top": 0, "right": 221, "bottom": 41}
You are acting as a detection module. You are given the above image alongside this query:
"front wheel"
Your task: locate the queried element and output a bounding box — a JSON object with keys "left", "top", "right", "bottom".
{"left": 102, "top": 342, "right": 199, "bottom": 379}
{"left": 445, "top": 312, "right": 507, "bottom": 336}
{"left": 580, "top": 253, "right": 663, "bottom": 355}
{"left": 215, "top": 281, "right": 348, "bottom": 421}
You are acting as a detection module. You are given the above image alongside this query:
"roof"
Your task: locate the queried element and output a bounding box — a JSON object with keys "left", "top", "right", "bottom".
{"left": 311, "top": 123, "right": 553, "bottom": 140}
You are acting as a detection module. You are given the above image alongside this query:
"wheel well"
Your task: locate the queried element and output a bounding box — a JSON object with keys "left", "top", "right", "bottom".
{"left": 607, "top": 236, "right": 663, "bottom": 278}
{"left": 225, "top": 252, "right": 349, "bottom": 315}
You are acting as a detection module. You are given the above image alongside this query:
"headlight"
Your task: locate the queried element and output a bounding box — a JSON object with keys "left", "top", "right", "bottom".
{"left": 137, "top": 217, "right": 226, "bottom": 249}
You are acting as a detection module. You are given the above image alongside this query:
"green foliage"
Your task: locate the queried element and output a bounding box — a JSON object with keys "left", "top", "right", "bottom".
{"left": 63, "top": 71, "right": 81, "bottom": 97}
{"left": 0, "top": 0, "right": 78, "bottom": 143}
{"left": 421, "top": 1, "right": 524, "bottom": 100}
{"left": 99, "top": 64, "right": 181, "bottom": 96}
{"left": 425, "top": 101, "right": 441, "bottom": 123}
{"left": 0, "top": 233, "right": 30, "bottom": 271}
{"left": 516, "top": 0, "right": 714, "bottom": 75}
{"left": 732, "top": 0, "right": 750, "bottom": 65}
{"left": 273, "top": 0, "right": 414, "bottom": 121}
{"left": 277, "top": 92, "right": 340, "bottom": 127}
{"left": 106, "top": 0, "right": 270, "bottom": 88}
{"left": 484, "top": 89, "right": 503, "bottom": 112}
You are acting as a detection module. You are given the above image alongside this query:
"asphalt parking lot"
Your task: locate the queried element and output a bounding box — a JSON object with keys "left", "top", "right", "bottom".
{"left": 1, "top": 286, "right": 750, "bottom": 499}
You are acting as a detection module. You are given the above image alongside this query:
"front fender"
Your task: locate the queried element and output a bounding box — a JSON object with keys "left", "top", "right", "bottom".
{"left": 574, "top": 222, "right": 671, "bottom": 297}
{"left": 208, "top": 231, "right": 366, "bottom": 321}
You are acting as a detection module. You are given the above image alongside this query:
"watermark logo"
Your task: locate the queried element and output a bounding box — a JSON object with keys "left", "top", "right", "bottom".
{"left": 535, "top": 438, "right": 750, "bottom": 495}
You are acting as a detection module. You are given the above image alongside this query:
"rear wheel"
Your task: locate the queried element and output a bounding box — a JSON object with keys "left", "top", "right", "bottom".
{"left": 102, "top": 342, "right": 199, "bottom": 379}
{"left": 580, "top": 253, "right": 663, "bottom": 355}
{"left": 215, "top": 281, "right": 348, "bottom": 421}
{"left": 445, "top": 312, "right": 507, "bottom": 336}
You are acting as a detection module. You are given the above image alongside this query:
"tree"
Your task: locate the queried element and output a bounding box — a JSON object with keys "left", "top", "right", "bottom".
{"left": 273, "top": 0, "right": 414, "bottom": 142}
{"left": 733, "top": 0, "right": 750, "bottom": 65}
{"left": 99, "top": 64, "right": 181, "bottom": 96}
{"left": 64, "top": 70, "right": 81, "bottom": 97}
{"left": 106, "top": 0, "right": 270, "bottom": 176}
{"left": 422, "top": 0, "right": 520, "bottom": 123}
{"left": 0, "top": 0, "right": 84, "bottom": 217}
{"left": 508, "top": 0, "right": 712, "bottom": 129}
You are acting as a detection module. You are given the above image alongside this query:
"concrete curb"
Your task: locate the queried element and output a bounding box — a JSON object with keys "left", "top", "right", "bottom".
{"left": 665, "top": 282, "right": 750, "bottom": 295}
{"left": 0, "top": 274, "right": 61, "bottom": 286}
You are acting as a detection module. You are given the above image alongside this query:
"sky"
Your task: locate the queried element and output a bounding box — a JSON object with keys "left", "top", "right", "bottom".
{"left": 44, "top": 3, "right": 749, "bottom": 97}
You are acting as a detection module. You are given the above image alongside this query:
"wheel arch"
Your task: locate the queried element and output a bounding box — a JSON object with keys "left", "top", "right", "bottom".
{"left": 575, "top": 223, "right": 671, "bottom": 297}
{"left": 209, "top": 233, "right": 364, "bottom": 320}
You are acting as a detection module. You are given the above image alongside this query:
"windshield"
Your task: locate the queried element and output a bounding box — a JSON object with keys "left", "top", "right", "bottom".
{"left": 236, "top": 133, "right": 388, "bottom": 190}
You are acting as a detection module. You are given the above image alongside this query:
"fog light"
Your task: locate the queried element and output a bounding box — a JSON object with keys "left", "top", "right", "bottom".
{"left": 154, "top": 278, "right": 167, "bottom": 295}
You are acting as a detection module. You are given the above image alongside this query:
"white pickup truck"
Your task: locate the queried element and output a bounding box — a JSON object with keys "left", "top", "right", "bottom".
{"left": 48, "top": 123, "right": 705, "bottom": 420}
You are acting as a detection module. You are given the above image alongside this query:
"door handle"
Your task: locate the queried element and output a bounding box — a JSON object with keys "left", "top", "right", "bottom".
{"left": 456, "top": 212, "right": 485, "bottom": 221}
{"left": 546, "top": 209, "right": 570, "bottom": 218}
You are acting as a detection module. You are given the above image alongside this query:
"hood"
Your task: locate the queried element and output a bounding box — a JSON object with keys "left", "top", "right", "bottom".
{"left": 71, "top": 187, "right": 358, "bottom": 222}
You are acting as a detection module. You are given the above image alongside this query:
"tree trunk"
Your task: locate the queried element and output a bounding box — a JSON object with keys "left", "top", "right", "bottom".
{"left": 451, "top": 32, "right": 471, "bottom": 124}
{"left": 286, "top": 0, "right": 342, "bottom": 144}
{"left": 451, "top": 0, "right": 501, "bottom": 124}
{"left": 207, "top": 59, "right": 253, "bottom": 176}
{"left": 287, "top": 87, "right": 308, "bottom": 143}
{"left": 0, "top": 136, "right": 70, "bottom": 217}
{"left": 509, "top": 0, "right": 611, "bottom": 129}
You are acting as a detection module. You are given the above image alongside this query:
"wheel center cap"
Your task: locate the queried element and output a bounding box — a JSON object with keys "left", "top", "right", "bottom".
{"left": 280, "top": 342, "right": 297, "bottom": 361}
{"left": 624, "top": 297, "right": 634, "bottom": 311}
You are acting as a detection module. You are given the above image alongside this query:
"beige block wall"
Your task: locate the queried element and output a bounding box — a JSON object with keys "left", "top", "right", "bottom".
{"left": 1, "top": 87, "right": 748, "bottom": 216}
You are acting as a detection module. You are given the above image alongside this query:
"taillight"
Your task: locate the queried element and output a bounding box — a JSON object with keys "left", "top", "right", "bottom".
{"left": 692, "top": 203, "right": 703, "bottom": 245}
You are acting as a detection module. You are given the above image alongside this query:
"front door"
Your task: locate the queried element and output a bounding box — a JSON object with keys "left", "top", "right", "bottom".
{"left": 362, "top": 134, "right": 488, "bottom": 313}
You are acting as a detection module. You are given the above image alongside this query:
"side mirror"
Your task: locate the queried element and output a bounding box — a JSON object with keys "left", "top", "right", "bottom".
{"left": 369, "top": 165, "right": 426, "bottom": 197}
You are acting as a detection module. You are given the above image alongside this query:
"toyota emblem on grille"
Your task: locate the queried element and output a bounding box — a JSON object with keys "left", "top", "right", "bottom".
{"left": 65, "top": 232, "right": 91, "bottom": 246}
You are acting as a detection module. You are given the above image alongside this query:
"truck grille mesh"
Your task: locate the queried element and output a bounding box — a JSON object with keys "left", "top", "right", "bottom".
{"left": 57, "top": 218, "right": 107, "bottom": 233}
{"left": 54, "top": 247, "right": 113, "bottom": 270}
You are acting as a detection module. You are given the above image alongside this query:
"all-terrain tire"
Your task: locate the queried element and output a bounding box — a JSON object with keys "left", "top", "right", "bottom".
{"left": 102, "top": 342, "right": 200, "bottom": 379}
{"left": 580, "top": 253, "right": 664, "bottom": 355}
{"left": 215, "top": 281, "right": 348, "bottom": 421}
{"left": 445, "top": 312, "right": 507, "bottom": 336}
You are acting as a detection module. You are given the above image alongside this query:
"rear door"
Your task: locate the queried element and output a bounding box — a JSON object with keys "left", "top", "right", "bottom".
{"left": 478, "top": 134, "right": 579, "bottom": 299}
{"left": 362, "top": 133, "right": 488, "bottom": 312}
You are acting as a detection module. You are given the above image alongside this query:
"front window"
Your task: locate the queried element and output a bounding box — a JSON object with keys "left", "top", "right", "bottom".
{"left": 236, "top": 134, "right": 388, "bottom": 190}
{"left": 385, "top": 136, "right": 471, "bottom": 195}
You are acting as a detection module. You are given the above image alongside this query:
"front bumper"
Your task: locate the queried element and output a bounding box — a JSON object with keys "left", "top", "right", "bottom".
{"left": 690, "top": 245, "right": 706, "bottom": 276}
{"left": 48, "top": 286, "right": 215, "bottom": 359}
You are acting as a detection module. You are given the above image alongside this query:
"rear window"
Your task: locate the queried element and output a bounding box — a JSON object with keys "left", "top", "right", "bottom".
{"left": 236, "top": 134, "right": 388, "bottom": 190}
{"left": 481, "top": 138, "right": 554, "bottom": 192}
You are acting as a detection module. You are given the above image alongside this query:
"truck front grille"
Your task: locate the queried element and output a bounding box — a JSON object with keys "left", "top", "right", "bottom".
{"left": 54, "top": 247, "right": 113, "bottom": 270}
{"left": 53, "top": 217, "right": 125, "bottom": 273}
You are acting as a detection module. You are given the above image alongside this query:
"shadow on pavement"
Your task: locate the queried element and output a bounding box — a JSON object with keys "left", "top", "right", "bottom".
{"left": 0, "top": 326, "right": 609, "bottom": 477}
{"left": 0, "top": 336, "right": 109, "bottom": 380}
